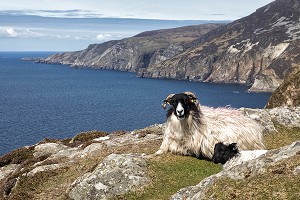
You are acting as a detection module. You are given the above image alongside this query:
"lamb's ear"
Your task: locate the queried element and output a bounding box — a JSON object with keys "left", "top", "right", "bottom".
{"left": 229, "top": 143, "right": 239, "bottom": 152}
{"left": 162, "top": 93, "right": 175, "bottom": 109}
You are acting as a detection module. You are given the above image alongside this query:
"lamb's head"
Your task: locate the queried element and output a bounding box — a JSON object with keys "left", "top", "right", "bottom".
{"left": 162, "top": 92, "right": 199, "bottom": 120}
{"left": 212, "top": 142, "right": 239, "bottom": 164}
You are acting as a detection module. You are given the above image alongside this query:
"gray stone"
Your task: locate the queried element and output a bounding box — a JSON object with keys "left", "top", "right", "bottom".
{"left": 0, "top": 164, "right": 19, "bottom": 181}
{"left": 68, "top": 153, "right": 149, "bottom": 200}
{"left": 34, "top": 143, "right": 70, "bottom": 158}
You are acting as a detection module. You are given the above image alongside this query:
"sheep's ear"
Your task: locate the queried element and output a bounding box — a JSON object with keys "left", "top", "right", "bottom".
{"left": 162, "top": 93, "right": 175, "bottom": 109}
{"left": 230, "top": 143, "right": 238, "bottom": 152}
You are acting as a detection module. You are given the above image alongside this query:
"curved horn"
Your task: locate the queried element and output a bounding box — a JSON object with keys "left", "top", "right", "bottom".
{"left": 162, "top": 93, "right": 175, "bottom": 109}
{"left": 184, "top": 91, "right": 197, "bottom": 99}
{"left": 184, "top": 91, "right": 200, "bottom": 109}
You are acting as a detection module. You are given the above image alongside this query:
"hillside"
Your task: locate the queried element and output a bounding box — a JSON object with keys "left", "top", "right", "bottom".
{"left": 41, "top": 23, "right": 223, "bottom": 72}
{"left": 1, "top": 107, "right": 300, "bottom": 199}
{"left": 142, "top": 0, "right": 300, "bottom": 92}
{"left": 266, "top": 67, "right": 300, "bottom": 108}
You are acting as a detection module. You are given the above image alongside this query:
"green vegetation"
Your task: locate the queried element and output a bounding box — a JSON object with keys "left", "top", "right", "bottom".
{"left": 265, "top": 124, "right": 300, "bottom": 149}
{"left": 122, "top": 154, "right": 222, "bottom": 199}
{"left": 71, "top": 130, "right": 109, "bottom": 143}
{"left": 0, "top": 146, "right": 35, "bottom": 167}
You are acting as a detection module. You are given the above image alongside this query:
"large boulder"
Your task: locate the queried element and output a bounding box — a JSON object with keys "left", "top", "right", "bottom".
{"left": 68, "top": 153, "right": 149, "bottom": 200}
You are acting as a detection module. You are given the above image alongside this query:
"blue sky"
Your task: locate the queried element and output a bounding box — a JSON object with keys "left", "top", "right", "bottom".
{"left": 0, "top": 0, "right": 274, "bottom": 51}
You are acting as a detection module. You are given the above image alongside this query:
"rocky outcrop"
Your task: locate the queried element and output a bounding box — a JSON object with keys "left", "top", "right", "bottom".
{"left": 141, "top": 0, "right": 300, "bottom": 92}
{"left": 266, "top": 67, "right": 300, "bottom": 108}
{"left": 171, "top": 141, "right": 300, "bottom": 199}
{"left": 40, "top": 24, "right": 223, "bottom": 72}
{"left": 240, "top": 106, "right": 300, "bottom": 133}
{"left": 68, "top": 153, "right": 148, "bottom": 200}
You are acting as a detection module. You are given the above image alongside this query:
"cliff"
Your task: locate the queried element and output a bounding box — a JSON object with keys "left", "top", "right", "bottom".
{"left": 39, "top": 0, "right": 300, "bottom": 92}
{"left": 1, "top": 107, "right": 300, "bottom": 199}
{"left": 266, "top": 67, "right": 300, "bottom": 108}
{"left": 41, "top": 24, "right": 223, "bottom": 72}
{"left": 142, "top": 0, "right": 300, "bottom": 92}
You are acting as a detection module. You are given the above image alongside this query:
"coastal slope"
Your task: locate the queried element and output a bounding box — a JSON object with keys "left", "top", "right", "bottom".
{"left": 142, "top": 0, "right": 300, "bottom": 92}
{"left": 42, "top": 24, "right": 223, "bottom": 72}
{"left": 41, "top": 0, "right": 300, "bottom": 92}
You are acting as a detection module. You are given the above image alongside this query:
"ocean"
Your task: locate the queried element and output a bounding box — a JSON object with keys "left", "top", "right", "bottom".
{"left": 0, "top": 52, "right": 272, "bottom": 155}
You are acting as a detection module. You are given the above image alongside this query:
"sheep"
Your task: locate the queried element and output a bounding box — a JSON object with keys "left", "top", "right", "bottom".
{"left": 212, "top": 142, "right": 268, "bottom": 169}
{"left": 212, "top": 142, "right": 239, "bottom": 164}
{"left": 155, "top": 91, "right": 265, "bottom": 160}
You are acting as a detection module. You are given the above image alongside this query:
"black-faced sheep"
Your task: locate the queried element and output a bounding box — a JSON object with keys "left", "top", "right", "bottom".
{"left": 155, "top": 92, "right": 265, "bottom": 159}
{"left": 212, "top": 142, "right": 239, "bottom": 164}
{"left": 212, "top": 142, "right": 267, "bottom": 169}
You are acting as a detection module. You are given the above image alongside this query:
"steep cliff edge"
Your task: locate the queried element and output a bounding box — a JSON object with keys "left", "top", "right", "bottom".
{"left": 266, "top": 67, "right": 300, "bottom": 108}
{"left": 41, "top": 24, "right": 223, "bottom": 72}
{"left": 142, "top": 0, "right": 300, "bottom": 92}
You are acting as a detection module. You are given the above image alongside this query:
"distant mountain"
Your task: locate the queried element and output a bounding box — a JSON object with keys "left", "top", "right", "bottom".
{"left": 41, "top": 0, "right": 300, "bottom": 92}
{"left": 141, "top": 0, "right": 300, "bottom": 92}
{"left": 41, "top": 23, "right": 223, "bottom": 71}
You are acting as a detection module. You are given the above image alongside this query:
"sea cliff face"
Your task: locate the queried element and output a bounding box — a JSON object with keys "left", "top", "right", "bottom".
{"left": 40, "top": 0, "right": 300, "bottom": 92}
{"left": 266, "top": 67, "right": 300, "bottom": 108}
{"left": 142, "top": 0, "right": 300, "bottom": 92}
{"left": 42, "top": 24, "right": 223, "bottom": 72}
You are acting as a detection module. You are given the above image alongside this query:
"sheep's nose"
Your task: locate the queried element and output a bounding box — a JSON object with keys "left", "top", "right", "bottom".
{"left": 177, "top": 109, "right": 183, "bottom": 114}
{"left": 176, "top": 102, "right": 184, "bottom": 116}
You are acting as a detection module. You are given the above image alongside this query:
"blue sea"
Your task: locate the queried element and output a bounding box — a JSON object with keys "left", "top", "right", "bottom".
{"left": 0, "top": 52, "right": 272, "bottom": 155}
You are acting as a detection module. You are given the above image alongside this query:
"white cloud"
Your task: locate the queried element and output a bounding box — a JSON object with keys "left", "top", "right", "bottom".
{"left": 96, "top": 33, "right": 111, "bottom": 41}
{"left": 0, "top": 27, "right": 18, "bottom": 37}
{"left": 0, "top": 27, "right": 46, "bottom": 38}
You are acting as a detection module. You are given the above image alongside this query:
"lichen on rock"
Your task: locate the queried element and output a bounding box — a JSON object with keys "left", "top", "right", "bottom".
{"left": 68, "top": 153, "right": 149, "bottom": 200}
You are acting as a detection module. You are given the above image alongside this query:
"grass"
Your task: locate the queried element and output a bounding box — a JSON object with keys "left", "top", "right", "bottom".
{"left": 121, "top": 154, "right": 222, "bottom": 200}
{"left": 264, "top": 124, "right": 300, "bottom": 149}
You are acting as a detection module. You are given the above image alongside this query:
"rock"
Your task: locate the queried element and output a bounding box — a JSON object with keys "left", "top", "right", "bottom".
{"left": 170, "top": 141, "right": 300, "bottom": 199}
{"left": 171, "top": 173, "right": 223, "bottom": 200}
{"left": 33, "top": 143, "right": 70, "bottom": 158}
{"left": 0, "top": 164, "right": 19, "bottom": 181}
{"left": 266, "top": 63, "right": 300, "bottom": 108}
{"left": 81, "top": 143, "right": 104, "bottom": 156}
{"left": 26, "top": 163, "right": 71, "bottom": 177}
{"left": 240, "top": 106, "right": 300, "bottom": 133}
{"left": 293, "top": 165, "right": 300, "bottom": 175}
{"left": 240, "top": 108, "right": 276, "bottom": 133}
{"left": 68, "top": 153, "right": 149, "bottom": 200}
{"left": 93, "top": 136, "right": 110, "bottom": 141}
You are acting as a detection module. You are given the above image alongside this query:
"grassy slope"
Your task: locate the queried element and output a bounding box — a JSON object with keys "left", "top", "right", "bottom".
{"left": 120, "top": 125, "right": 300, "bottom": 199}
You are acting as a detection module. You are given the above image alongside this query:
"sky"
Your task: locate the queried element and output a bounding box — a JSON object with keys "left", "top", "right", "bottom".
{"left": 0, "top": 0, "right": 274, "bottom": 51}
